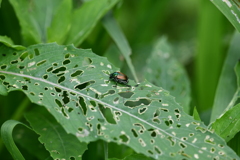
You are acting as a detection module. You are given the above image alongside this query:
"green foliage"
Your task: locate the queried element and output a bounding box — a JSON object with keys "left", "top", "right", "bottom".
{"left": 211, "top": 0, "right": 240, "bottom": 32}
{"left": 0, "top": 43, "right": 239, "bottom": 159}
{"left": 0, "top": 0, "right": 240, "bottom": 160}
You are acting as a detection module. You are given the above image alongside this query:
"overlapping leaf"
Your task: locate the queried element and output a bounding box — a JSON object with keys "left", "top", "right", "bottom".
{"left": 0, "top": 43, "right": 239, "bottom": 159}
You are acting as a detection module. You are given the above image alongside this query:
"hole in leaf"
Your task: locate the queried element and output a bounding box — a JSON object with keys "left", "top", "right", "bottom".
{"left": 55, "top": 87, "right": 62, "bottom": 93}
{"left": 11, "top": 60, "right": 18, "bottom": 64}
{"left": 119, "top": 134, "right": 129, "bottom": 143}
{"left": 71, "top": 70, "right": 83, "bottom": 77}
{"left": 68, "top": 108, "right": 73, "bottom": 113}
{"left": 75, "top": 81, "right": 95, "bottom": 90}
{"left": 153, "top": 118, "right": 161, "bottom": 124}
{"left": 52, "top": 66, "right": 66, "bottom": 74}
{"left": 63, "top": 59, "right": 70, "bottom": 65}
{"left": 118, "top": 92, "right": 134, "bottom": 98}
{"left": 58, "top": 76, "right": 65, "bottom": 83}
{"left": 189, "top": 133, "right": 194, "bottom": 137}
{"left": 98, "top": 104, "right": 116, "bottom": 124}
{"left": 30, "top": 92, "right": 35, "bottom": 96}
{"left": 22, "top": 85, "right": 28, "bottom": 90}
{"left": 47, "top": 67, "right": 53, "bottom": 72}
{"left": 195, "top": 126, "right": 206, "bottom": 133}
{"left": 24, "top": 77, "right": 31, "bottom": 83}
{"left": 148, "top": 150, "right": 154, "bottom": 155}
{"left": 102, "top": 90, "right": 115, "bottom": 97}
{"left": 19, "top": 66, "right": 25, "bottom": 69}
{"left": 34, "top": 48, "right": 40, "bottom": 56}
{"left": 2, "top": 53, "right": 6, "bottom": 56}
{"left": 79, "top": 97, "right": 87, "bottom": 115}
{"left": 53, "top": 63, "right": 58, "bottom": 66}
{"left": 1, "top": 65, "right": 7, "bottom": 69}
{"left": 176, "top": 123, "right": 181, "bottom": 128}
{"left": 131, "top": 129, "right": 138, "bottom": 137}
{"left": 113, "top": 97, "right": 119, "bottom": 104}
{"left": 90, "top": 100, "right": 96, "bottom": 107}
{"left": 65, "top": 53, "right": 70, "bottom": 58}
{"left": 43, "top": 74, "right": 48, "bottom": 79}
{"left": 62, "top": 91, "right": 70, "bottom": 104}
{"left": 167, "top": 136, "right": 175, "bottom": 146}
{"left": 0, "top": 75, "right": 6, "bottom": 80}
{"left": 139, "top": 107, "right": 147, "bottom": 114}
{"left": 161, "top": 108, "right": 169, "bottom": 112}
{"left": 19, "top": 52, "right": 28, "bottom": 61}
{"left": 154, "top": 109, "right": 161, "bottom": 117}
{"left": 29, "top": 53, "right": 34, "bottom": 59}
{"left": 179, "top": 142, "right": 187, "bottom": 149}
{"left": 37, "top": 60, "right": 47, "bottom": 66}
{"left": 55, "top": 99, "right": 62, "bottom": 107}
{"left": 82, "top": 57, "right": 92, "bottom": 66}
{"left": 154, "top": 146, "right": 162, "bottom": 154}
{"left": 61, "top": 108, "right": 68, "bottom": 118}
{"left": 74, "top": 64, "right": 78, "bottom": 68}
{"left": 124, "top": 98, "right": 151, "bottom": 108}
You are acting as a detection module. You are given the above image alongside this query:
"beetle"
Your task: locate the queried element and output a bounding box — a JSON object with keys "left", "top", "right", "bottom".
{"left": 109, "top": 71, "right": 138, "bottom": 87}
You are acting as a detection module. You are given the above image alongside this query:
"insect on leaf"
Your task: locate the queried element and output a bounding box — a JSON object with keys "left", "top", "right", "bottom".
{"left": 0, "top": 43, "right": 239, "bottom": 159}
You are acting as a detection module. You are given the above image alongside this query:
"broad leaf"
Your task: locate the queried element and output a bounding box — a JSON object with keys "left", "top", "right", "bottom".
{"left": 9, "top": 0, "right": 70, "bottom": 45}
{"left": 144, "top": 37, "right": 191, "bottom": 114}
{"left": 0, "top": 43, "right": 239, "bottom": 159}
{"left": 64, "top": 0, "right": 119, "bottom": 46}
{"left": 25, "top": 106, "right": 87, "bottom": 159}
{"left": 0, "top": 35, "right": 25, "bottom": 50}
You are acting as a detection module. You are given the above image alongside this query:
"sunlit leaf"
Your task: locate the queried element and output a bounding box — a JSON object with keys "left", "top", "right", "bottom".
{"left": 0, "top": 43, "right": 239, "bottom": 159}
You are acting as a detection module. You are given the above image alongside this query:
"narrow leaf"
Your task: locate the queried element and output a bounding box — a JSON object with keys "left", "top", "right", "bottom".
{"left": 211, "top": 0, "right": 240, "bottom": 32}
{"left": 0, "top": 43, "right": 239, "bottom": 159}
{"left": 102, "top": 13, "right": 139, "bottom": 83}
{"left": 210, "top": 32, "right": 240, "bottom": 123}
{"left": 0, "top": 120, "right": 31, "bottom": 160}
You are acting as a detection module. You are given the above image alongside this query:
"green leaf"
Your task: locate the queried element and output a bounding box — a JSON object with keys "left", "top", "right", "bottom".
{"left": 64, "top": 0, "right": 119, "bottom": 46}
{"left": 47, "top": 0, "right": 72, "bottom": 44}
{"left": 9, "top": 0, "right": 70, "bottom": 45}
{"left": 193, "top": 107, "right": 201, "bottom": 121}
{"left": 25, "top": 106, "right": 87, "bottom": 159}
{"left": 0, "top": 36, "right": 25, "bottom": 50}
{"left": 0, "top": 84, "right": 7, "bottom": 96}
{"left": 210, "top": 32, "right": 240, "bottom": 123}
{"left": 144, "top": 37, "right": 191, "bottom": 114}
{"left": 211, "top": 0, "right": 240, "bottom": 32}
{"left": 102, "top": 13, "right": 138, "bottom": 83}
{"left": 0, "top": 43, "right": 239, "bottom": 159}
{"left": 13, "top": 123, "right": 50, "bottom": 160}
{"left": 210, "top": 103, "right": 240, "bottom": 142}
{"left": 0, "top": 120, "right": 31, "bottom": 160}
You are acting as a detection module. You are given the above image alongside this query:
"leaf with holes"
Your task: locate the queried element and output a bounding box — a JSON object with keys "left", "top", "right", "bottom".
{"left": 0, "top": 43, "right": 239, "bottom": 160}
{"left": 144, "top": 37, "right": 191, "bottom": 114}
